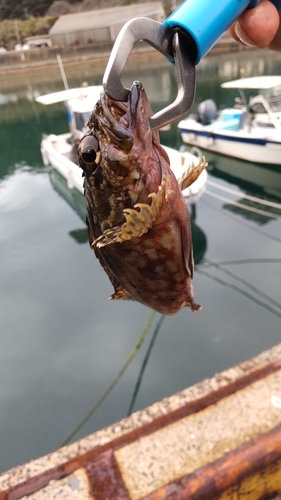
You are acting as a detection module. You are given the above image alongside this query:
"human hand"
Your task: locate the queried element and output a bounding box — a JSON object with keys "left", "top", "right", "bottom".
{"left": 228, "top": 0, "right": 281, "bottom": 51}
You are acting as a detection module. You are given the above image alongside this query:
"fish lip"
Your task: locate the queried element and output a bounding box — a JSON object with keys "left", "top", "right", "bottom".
{"left": 97, "top": 91, "right": 134, "bottom": 144}
{"left": 129, "top": 81, "right": 143, "bottom": 128}
{"left": 130, "top": 81, "right": 143, "bottom": 114}
{"left": 92, "top": 81, "right": 147, "bottom": 151}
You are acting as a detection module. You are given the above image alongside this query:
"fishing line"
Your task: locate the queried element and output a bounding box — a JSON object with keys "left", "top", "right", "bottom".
{"left": 127, "top": 314, "right": 165, "bottom": 416}
{"left": 205, "top": 189, "right": 280, "bottom": 219}
{"left": 202, "top": 258, "right": 281, "bottom": 311}
{"left": 201, "top": 197, "right": 281, "bottom": 243}
{"left": 58, "top": 309, "right": 157, "bottom": 449}
{"left": 196, "top": 268, "right": 281, "bottom": 320}
{"left": 203, "top": 258, "right": 281, "bottom": 266}
{"left": 207, "top": 179, "right": 281, "bottom": 210}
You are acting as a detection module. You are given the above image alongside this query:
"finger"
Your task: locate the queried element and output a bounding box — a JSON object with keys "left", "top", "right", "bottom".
{"left": 228, "top": 0, "right": 280, "bottom": 48}
{"left": 268, "top": 12, "right": 281, "bottom": 51}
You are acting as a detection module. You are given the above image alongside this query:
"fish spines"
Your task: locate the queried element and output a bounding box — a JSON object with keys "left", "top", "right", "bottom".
{"left": 93, "top": 176, "right": 167, "bottom": 248}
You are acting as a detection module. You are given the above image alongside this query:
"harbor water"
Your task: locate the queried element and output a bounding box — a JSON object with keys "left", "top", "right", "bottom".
{"left": 0, "top": 47, "right": 281, "bottom": 473}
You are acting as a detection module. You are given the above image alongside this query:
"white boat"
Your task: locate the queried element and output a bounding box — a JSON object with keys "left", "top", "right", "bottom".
{"left": 178, "top": 76, "right": 281, "bottom": 165}
{"left": 36, "top": 86, "right": 207, "bottom": 204}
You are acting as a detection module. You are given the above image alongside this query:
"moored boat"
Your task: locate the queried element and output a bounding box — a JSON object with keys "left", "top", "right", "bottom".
{"left": 178, "top": 76, "right": 281, "bottom": 165}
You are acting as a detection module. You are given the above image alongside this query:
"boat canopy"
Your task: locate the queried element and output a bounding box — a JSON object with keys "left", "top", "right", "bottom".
{"left": 36, "top": 86, "right": 103, "bottom": 105}
{"left": 221, "top": 76, "right": 281, "bottom": 90}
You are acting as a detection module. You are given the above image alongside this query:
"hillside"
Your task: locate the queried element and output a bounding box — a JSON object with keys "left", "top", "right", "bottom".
{"left": 0, "top": 0, "right": 54, "bottom": 20}
{"left": 0, "top": 0, "right": 174, "bottom": 50}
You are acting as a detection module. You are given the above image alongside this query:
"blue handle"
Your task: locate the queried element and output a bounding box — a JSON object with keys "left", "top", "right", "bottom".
{"left": 163, "top": 0, "right": 281, "bottom": 64}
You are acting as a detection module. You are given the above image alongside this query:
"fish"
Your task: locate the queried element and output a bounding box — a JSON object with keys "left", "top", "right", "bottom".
{"left": 78, "top": 81, "right": 206, "bottom": 315}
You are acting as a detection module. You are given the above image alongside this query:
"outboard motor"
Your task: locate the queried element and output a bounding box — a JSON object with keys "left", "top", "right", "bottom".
{"left": 197, "top": 99, "right": 217, "bottom": 125}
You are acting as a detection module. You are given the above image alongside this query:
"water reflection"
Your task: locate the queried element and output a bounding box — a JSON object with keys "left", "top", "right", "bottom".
{"left": 1, "top": 50, "right": 281, "bottom": 474}
{"left": 197, "top": 260, "right": 281, "bottom": 321}
{"left": 0, "top": 93, "right": 17, "bottom": 105}
{"left": 49, "top": 169, "right": 86, "bottom": 221}
{"left": 197, "top": 49, "right": 281, "bottom": 82}
{"left": 69, "top": 229, "right": 89, "bottom": 244}
{"left": 206, "top": 154, "right": 281, "bottom": 225}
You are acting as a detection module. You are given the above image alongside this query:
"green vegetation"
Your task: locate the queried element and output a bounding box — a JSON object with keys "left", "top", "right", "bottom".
{"left": 0, "top": 0, "right": 174, "bottom": 49}
{"left": 0, "top": 16, "right": 57, "bottom": 50}
{"left": 0, "top": 0, "right": 114, "bottom": 21}
{"left": 0, "top": 0, "right": 54, "bottom": 20}
{"left": 0, "top": 0, "right": 170, "bottom": 21}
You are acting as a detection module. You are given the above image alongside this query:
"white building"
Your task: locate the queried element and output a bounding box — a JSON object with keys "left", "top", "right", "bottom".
{"left": 49, "top": 3, "right": 165, "bottom": 47}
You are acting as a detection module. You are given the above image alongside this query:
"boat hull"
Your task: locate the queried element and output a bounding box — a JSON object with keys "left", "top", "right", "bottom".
{"left": 179, "top": 125, "right": 281, "bottom": 165}
{"left": 41, "top": 133, "right": 84, "bottom": 193}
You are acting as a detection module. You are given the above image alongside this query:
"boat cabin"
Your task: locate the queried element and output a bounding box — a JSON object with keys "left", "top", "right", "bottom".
{"left": 221, "top": 76, "right": 281, "bottom": 131}
{"left": 36, "top": 86, "right": 103, "bottom": 142}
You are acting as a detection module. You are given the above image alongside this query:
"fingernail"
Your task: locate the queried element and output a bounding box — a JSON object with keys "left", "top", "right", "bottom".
{"left": 234, "top": 21, "right": 257, "bottom": 47}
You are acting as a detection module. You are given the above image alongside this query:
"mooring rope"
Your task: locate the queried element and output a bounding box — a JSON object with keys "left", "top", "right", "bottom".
{"left": 58, "top": 309, "right": 157, "bottom": 449}
{"left": 205, "top": 189, "right": 280, "bottom": 219}
{"left": 127, "top": 314, "right": 165, "bottom": 416}
{"left": 207, "top": 179, "right": 281, "bottom": 210}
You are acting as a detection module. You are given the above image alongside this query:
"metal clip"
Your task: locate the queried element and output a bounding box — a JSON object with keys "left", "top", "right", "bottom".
{"left": 103, "top": 17, "right": 196, "bottom": 130}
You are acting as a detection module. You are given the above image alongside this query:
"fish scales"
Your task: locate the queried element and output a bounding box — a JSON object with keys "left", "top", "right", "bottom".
{"left": 78, "top": 81, "right": 204, "bottom": 315}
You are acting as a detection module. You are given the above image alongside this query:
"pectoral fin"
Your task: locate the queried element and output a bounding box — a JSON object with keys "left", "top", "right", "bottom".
{"left": 93, "top": 176, "right": 167, "bottom": 248}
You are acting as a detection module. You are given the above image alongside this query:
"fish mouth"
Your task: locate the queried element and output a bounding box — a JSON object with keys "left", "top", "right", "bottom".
{"left": 93, "top": 81, "right": 146, "bottom": 150}
{"left": 129, "top": 81, "right": 143, "bottom": 128}
{"left": 95, "top": 89, "right": 133, "bottom": 148}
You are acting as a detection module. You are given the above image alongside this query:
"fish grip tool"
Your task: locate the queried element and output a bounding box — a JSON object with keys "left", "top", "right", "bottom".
{"left": 103, "top": 0, "right": 281, "bottom": 130}
{"left": 103, "top": 18, "right": 195, "bottom": 131}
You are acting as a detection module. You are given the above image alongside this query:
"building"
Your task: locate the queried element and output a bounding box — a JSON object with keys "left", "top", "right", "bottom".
{"left": 25, "top": 34, "right": 52, "bottom": 49}
{"left": 49, "top": 2, "right": 165, "bottom": 47}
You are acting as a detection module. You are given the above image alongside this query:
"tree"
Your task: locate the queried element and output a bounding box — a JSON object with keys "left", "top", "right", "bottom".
{"left": 0, "top": 0, "right": 62, "bottom": 20}
{"left": 0, "top": 16, "right": 57, "bottom": 49}
{"left": 47, "top": 1, "right": 72, "bottom": 16}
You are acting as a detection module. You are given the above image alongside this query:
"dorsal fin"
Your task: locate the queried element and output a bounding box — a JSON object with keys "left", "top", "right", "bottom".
{"left": 178, "top": 157, "right": 208, "bottom": 191}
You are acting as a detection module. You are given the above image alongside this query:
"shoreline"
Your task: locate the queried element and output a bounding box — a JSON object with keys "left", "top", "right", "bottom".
{"left": 0, "top": 37, "right": 245, "bottom": 77}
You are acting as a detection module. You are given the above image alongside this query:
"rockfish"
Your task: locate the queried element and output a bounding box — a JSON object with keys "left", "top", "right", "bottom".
{"left": 78, "top": 81, "right": 206, "bottom": 315}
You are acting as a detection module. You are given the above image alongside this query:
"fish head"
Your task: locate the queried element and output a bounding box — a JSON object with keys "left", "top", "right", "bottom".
{"left": 78, "top": 80, "right": 158, "bottom": 180}
{"left": 78, "top": 81, "right": 162, "bottom": 231}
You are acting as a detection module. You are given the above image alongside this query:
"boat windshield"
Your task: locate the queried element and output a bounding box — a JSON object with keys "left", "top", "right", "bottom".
{"left": 74, "top": 111, "right": 92, "bottom": 131}
{"left": 268, "top": 85, "right": 281, "bottom": 98}
{"left": 262, "top": 86, "right": 281, "bottom": 112}
{"left": 268, "top": 98, "right": 281, "bottom": 112}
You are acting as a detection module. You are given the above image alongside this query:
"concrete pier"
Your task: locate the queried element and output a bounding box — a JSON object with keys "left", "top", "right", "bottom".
{"left": 1, "top": 343, "right": 281, "bottom": 499}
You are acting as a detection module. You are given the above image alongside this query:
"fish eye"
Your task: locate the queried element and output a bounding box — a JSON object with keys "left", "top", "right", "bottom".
{"left": 78, "top": 135, "right": 100, "bottom": 172}
{"left": 82, "top": 145, "right": 96, "bottom": 163}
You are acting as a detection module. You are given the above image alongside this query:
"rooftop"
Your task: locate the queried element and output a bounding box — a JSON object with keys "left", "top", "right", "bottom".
{"left": 49, "top": 2, "right": 165, "bottom": 34}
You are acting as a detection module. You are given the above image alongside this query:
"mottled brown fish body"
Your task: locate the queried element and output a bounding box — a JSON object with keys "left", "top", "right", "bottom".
{"left": 78, "top": 81, "right": 202, "bottom": 315}
{"left": 95, "top": 168, "right": 197, "bottom": 315}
